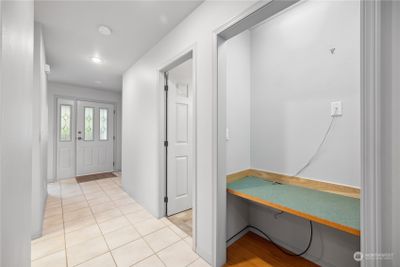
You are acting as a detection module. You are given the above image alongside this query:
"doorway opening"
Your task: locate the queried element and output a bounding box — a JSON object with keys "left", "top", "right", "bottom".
{"left": 214, "top": 0, "right": 362, "bottom": 266}
{"left": 56, "top": 97, "right": 116, "bottom": 180}
{"left": 161, "top": 50, "right": 196, "bottom": 241}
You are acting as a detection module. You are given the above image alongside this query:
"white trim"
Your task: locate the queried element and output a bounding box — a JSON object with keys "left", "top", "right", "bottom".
{"left": 157, "top": 45, "right": 198, "bottom": 253}
{"left": 360, "top": 0, "right": 382, "bottom": 266}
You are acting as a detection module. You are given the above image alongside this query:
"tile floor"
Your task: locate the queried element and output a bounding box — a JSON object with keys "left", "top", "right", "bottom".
{"left": 31, "top": 174, "right": 210, "bottom": 267}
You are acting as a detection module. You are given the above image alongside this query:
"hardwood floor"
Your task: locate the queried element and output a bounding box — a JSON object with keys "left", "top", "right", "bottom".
{"left": 225, "top": 232, "right": 318, "bottom": 267}
{"left": 168, "top": 209, "right": 193, "bottom": 236}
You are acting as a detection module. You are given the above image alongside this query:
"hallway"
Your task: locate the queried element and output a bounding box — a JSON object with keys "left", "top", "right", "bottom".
{"left": 31, "top": 174, "right": 209, "bottom": 267}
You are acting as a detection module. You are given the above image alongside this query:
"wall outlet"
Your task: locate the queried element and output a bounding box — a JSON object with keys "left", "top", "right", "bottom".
{"left": 331, "top": 101, "right": 342, "bottom": 117}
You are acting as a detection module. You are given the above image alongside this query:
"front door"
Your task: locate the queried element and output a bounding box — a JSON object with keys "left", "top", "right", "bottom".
{"left": 56, "top": 98, "right": 76, "bottom": 179}
{"left": 167, "top": 59, "right": 194, "bottom": 216}
{"left": 76, "top": 100, "right": 114, "bottom": 176}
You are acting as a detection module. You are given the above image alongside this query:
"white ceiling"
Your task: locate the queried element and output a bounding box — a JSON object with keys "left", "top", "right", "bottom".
{"left": 35, "top": 1, "right": 203, "bottom": 91}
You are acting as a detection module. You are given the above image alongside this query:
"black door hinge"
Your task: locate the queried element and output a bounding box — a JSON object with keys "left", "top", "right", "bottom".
{"left": 113, "top": 161, "right": 115, "bottom": 167}
{"left": 164, "top": 196, "right": 168, "bottom": 203}
{"left": 164, "top": 85, "right": 168, "bottom": 92}
{"left": 164, "top": 141, "right": 168, "bottom": 147}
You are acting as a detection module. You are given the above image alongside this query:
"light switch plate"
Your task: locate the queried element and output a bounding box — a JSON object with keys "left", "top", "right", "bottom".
{"left": 331, "top": 101, "right": 342, "bottom": 116}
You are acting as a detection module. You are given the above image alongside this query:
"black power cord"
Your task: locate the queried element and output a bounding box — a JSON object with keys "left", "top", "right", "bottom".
{"left": 226, "top": 221, "right": 313, "bottom": 257}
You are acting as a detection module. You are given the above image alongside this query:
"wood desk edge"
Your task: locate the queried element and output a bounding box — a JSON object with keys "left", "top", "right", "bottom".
{"left": 227, "top": 188, "right": 361, "bottom": 236}
{"left": 227, "top": 169, "right": 360, "bottom": 199}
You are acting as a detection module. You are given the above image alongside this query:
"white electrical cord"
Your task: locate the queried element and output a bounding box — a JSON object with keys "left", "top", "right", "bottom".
{"left": 292, "top": 114, "right": 337, "bottom": 177}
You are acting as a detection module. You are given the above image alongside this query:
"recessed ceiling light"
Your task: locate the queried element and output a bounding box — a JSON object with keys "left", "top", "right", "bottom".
{"left": 90, "top": 56, "right": 103, "bottom": 64}
{"left": 98, "top": 25, "right": 112, "bottom": 36}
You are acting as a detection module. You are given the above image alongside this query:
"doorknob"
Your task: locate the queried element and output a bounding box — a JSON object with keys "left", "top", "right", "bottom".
{"left": 77, "top": 137, "right": 82, "bottom": 140}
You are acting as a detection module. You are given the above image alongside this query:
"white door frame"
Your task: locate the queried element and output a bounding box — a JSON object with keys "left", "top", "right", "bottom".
{"left": 54, "top": 95, "right": 118, "bottom": 180}
{"left": 158, "top": 45, "right": 198, "bottom": 251}
{"left": 211, "top": 1, "right": 382, "bottom": 266}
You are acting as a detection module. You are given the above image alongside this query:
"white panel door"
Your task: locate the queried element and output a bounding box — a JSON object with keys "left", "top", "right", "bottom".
{"left": 76, "top": 101, "right": 114, "bottom": 176}
{"left": 56, "top": 98, "right": 76, "bottom": 179}
{"left": 167, "top": 81, "right": 193, "bottom": 215}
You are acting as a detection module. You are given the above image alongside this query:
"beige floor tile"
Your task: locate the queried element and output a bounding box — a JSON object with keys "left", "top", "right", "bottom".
{"left": 94, "top": 208, "right": 123, "bottom": 223}
{"left": 75, "top": 252, "right": 116, "bottom": 267}
{"left": 63, "top": 201, "right": 89, "bottom": 213}
{"left": 43, "top": 214, "right": 63, "bottom": 225}
{"left": 33, "top": 177, "right": 202, "bottom": 267}
{"left": 111, "top": 239, "right": 153, "bottom": 267}
{"left": 42, "top": 226, "right": 65, "bottom": 238}
{"left": 112, "top": 196, "right": 135, "bottom": 206}
{"left": 157, "top": 241, "right": 198, "bottom": 267}
{"left": 88, "top": 196, "right": 112, "bottom": 207}
{"left": 108, "top": 192, "right": 130, "bottom": 201}
{"left": 62, "top": 195, "right": 87, "bottom": 206}
{"left": 184, "top": 236, "right": 193, "bottom": 247}
{"left": 134, "top": 255, "right": 165, "bottom": 267}
{"left": 144, "top": 227, "right": 180, "bottom": 252}
{"left": 62, "top": 192, "right": 83, "bottom": 199}
{"left": 31, "top": 232, "right": 65, "bottom": 261}
{"left": 168, "top": 224, "right": 188, "bottom": 238}
{"left": 81, "top": 185, "right": 102, "bottom": 194}
{"left": 63, "top": 207, "right": 93, "bottom": 222}
{"left": 134, "top": 218, "right": 166, "bottom": 236}
{"left": 67, "top": 236, "right": 109, "bottom": 266}
{"left": 98, "top": 216, "right": 130, "bottom": 234}
{"left": 103, "top": 225, "right": 141, "bottom": 250}
{"left": 90, "top": 201, "right": 116, "bottom": 214}
{"left": 118, "top": 203, "right": 144, "bottom": 215}
{"left": 188, "top": 258, "right": 211, "bottom": 267}
{"left": 64, "top": 216, "right": 97, "bottom": 233}
{"left": 125, "top": 210, "right": 153, "bottom": 225}
{"left": 46, "top": 201, "right": 62, "bottom": 210}
{"left": 65, "top": 224, "right": 102, "bottom": 248}
{"left": 32, "top": 230, "right": 64, "bottom": 245}
{"left": 42, "top": 216, "right": 64, "bottom": 235}
{"left": 161, "top": 217, "right": 173, "bottom": 226}
{"left": 31, "top": 250, "right": 66, "bottom": 267}
{"left": 44, "top": 206, "right": 63, "bottom": 218}
{"left": 84, "top": 191, "right": 107, "bottom": 200}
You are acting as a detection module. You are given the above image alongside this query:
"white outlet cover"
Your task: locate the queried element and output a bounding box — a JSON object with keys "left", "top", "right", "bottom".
{"left": 331, "top": 101, "right": 343, "bottom": 116}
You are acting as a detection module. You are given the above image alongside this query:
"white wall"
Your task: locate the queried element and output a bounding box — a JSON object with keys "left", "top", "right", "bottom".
{"left": 47, "top": 82, "right": 122, "bottom": 182}
{"left": 225, "top": 31, "right": 252, "bottom": 175}
{"left": 250, "top": 0, "right": 360, "bottom": 187}
{"left": 0, "top": 1, "right": 34, "bottom": 266}
{"left": 226, "top": 1, "right": 361, "bottom": 188}
{"left": 122, "top": 1, "right": 255, "bottom": 263}
{"left": 31, "top": 23, "right": 49, "bottom": 239}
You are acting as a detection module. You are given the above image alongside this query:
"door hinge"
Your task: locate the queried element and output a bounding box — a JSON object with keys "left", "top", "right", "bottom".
{"left": 113, "top": 110, "right": 116, "bottom": 115}
{"left": 164, "top": 85, "right": 168, "bottom": 92}
{"left": 164, "top": 141, "right": 168, "bottom": 147}
{"left": 113, "top": 136, "right": 116, "bottom": 141}
{"left": 164, "top": 196, "right": 168, "bottom": 203}
{"left": 113, "top": 161, "right": 115, "bottom": 167}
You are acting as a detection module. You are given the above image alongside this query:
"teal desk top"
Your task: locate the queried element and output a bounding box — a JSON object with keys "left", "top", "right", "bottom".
{"left": 227, "top": 176, "right": 360, "bottom": 236}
